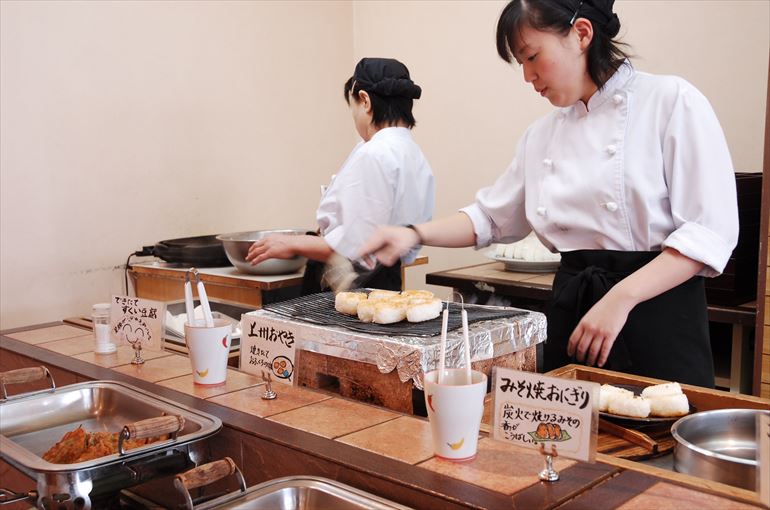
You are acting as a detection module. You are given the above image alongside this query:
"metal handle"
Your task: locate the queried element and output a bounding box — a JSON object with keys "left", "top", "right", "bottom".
{"left": 118, "top": 415, "right": 185, "bottom": 455}
{"left": 0, "top": 366, "right": 55, "bottom": 400}
{"left": 173, "top": 457, "right": 246, "bottom": 510}
{"left": 0, "top": 488, "right": 37, "bottom": 506}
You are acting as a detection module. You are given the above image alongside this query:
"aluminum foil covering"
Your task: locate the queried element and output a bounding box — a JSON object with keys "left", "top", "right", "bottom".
{"left": 244, "top": 308, "right": 546, "bottom": 389}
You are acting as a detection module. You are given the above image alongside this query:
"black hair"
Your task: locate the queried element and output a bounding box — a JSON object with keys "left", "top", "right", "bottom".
{"left": 496, "top": 0, "right": 631, "bottom": 89}
{"left": 343, "top": 58, "right": 421, "bottom": 129}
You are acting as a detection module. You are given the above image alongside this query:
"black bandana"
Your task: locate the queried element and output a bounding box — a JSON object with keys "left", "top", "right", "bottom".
{"left": 353, "top": 58, "right": 422, "bottom": 99}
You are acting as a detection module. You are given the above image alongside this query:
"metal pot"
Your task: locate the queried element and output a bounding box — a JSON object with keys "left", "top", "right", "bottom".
{"left": 216, "top": 230, "right": 308, "bottom": 275}
{"left": 671, "top": 408, "right": 769, "bottom": 490}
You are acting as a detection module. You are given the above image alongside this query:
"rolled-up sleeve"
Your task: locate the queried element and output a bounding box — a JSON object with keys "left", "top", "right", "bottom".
{"left": 460, "top": 135, "right": 531, "bottom": 248}
{"left": 660, "top": 83, "right": 739, "bottom": 277}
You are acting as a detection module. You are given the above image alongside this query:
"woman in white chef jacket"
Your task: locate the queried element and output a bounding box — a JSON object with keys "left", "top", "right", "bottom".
{"left": 246, "top": 58, "right": 435, "bottom": 295}
{"left": 359, "top": 0, "right": 738, "bottom": 388}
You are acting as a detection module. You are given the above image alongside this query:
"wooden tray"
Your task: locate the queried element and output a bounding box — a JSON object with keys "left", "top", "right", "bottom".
{"left": 545, "top": 365, "right": 769, "bottom": 461}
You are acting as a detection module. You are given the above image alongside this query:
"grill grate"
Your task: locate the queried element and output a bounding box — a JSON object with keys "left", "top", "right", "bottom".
{"left": 262, "top": 291, "right": 527, "bottom": 337}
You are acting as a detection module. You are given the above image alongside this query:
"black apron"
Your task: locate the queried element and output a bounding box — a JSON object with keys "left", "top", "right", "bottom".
{"left": 544, "top": 250, "right": 714, "bottom": 388}
{"left": 301, "top": 259, "right": 403, "bottom": 295}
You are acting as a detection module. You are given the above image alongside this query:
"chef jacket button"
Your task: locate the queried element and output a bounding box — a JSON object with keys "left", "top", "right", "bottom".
{"left": 543, "top": 158, "right": 553, "bottom": 167}
{"left": 537, "top": 206, "right": 547, "bottom": 216}
{"left": 613, "top": 94, "right": 624, "bottom": 105}
{"left": 604, "top": 201, "right": 618, "bottom": 212}
{"left": 606, "top": 144, "right": 617, "bottom": 155}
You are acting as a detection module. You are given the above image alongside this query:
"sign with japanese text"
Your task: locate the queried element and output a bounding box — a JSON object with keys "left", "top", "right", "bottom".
{"left": 110, "top": 295, "right": 165, "bottom": 351}
{"left": 240, "top": 314, "right": 296, "bottom": 385}
{"left": 490, "top": 367, "right": 599, "bottom": 462}
{"left": 759, "top": 412, "right": 769, "bottom": 506}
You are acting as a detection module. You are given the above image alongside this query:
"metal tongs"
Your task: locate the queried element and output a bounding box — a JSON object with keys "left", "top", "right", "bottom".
{"left": 185, "top": 268, "right": 214, "bottom": 327}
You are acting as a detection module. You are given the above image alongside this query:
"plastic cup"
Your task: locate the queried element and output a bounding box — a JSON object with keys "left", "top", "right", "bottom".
{"left": 184, "top": 318, "right": 231, "bottom": 386}
{"left": 423, "top": 368, "right": 487, "bottom": 461}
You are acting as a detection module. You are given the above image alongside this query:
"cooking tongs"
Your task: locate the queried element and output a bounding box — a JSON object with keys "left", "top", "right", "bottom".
{"left": 0, "top": 366, "right": 55, "bottom": 401}
{"left": 185, "top": 268, "right": 214, "bottom": 327}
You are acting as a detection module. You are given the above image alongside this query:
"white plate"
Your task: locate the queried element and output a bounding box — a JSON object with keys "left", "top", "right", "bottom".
{"left": 486, "top": 250, "right": 560, "bottom": 273}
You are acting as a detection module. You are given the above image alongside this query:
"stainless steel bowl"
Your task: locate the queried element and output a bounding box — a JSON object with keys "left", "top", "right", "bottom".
{"left": 216, "top": 230, "right": 308, "bottom": 275}
{"left": 671, "top": 408, "right": 769, "bottom": 490}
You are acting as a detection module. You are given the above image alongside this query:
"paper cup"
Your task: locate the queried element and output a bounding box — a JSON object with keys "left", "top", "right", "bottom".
{"left": 423, "top": 368, "right": 487, "bottom": 461}
{"left": 184, "top": 318, "right": 231, "bottom": 386}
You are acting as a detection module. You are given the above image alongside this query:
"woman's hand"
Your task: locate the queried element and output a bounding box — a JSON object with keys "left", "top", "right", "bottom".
{"left": 358, "top": 226, "right": 420, "bottom": 267}
{"left": 245, "top": 234, "right": 300, "bottom": 265}
{"left": 567, "top": 290, "right": 634, "bottom": 367}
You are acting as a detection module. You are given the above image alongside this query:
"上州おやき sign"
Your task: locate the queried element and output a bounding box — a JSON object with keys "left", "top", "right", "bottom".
{"left": 240, "top": 313, "right": 297, "bottom": 385}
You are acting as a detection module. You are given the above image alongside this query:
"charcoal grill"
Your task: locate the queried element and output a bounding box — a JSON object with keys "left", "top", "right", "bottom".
{"left": 262, "top": 290, "right": 526, "bottom": 337}
{"left": 0, "top": 368, "right": 221, "bottom": 510}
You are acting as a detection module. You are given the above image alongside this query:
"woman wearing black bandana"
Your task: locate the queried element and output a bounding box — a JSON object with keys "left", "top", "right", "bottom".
{"left": 246, "top": 58, "right": 435, "bottom": 295}
{"left": 359, "top": 1, "right": 738, "bottom": 388}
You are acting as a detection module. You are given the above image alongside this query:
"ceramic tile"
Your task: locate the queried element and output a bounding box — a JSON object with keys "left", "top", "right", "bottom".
{"left": 418, "top": 438, "right": 574, "bottom": 495}
{"left": 617, "top": 481, "right": 758, "bottom": 510}
{"left": 112, "top": 354, "right": 193, "bottom": 382}
{"left": 74, "top": 346, "right": 172, "bottom": 368}
{"left": 268, "top": 398, "right": 399, "bottom": 439}
{"left": 6, "top": 325, "right": 90, "bottom": 344}
{"left": 208, "top": 383, "right": 331, "bottom": 417}
{"left": 39, "top": 335, "right": 98, "bottom": 356}
{"left": 157, "top": 370, "right": 262, "bottom": 399}
{"left": 337, "top": 416, "right": 434, "bottom": 464}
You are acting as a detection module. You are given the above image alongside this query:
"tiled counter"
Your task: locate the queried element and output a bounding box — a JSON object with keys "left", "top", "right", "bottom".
{"left": 1, "top": 323, "right": 765, "bottom": 509}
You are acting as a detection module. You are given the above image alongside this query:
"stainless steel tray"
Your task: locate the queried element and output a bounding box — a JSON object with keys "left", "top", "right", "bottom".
{"left": 0, "top": 380, "right": 221, "bottom": 474}
{"left": 195, "top": 475, "right": 412, "bottom": 510}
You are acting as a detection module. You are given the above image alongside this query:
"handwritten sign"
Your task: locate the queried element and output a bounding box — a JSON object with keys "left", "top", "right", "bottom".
{"left": 490, "top": 367, "right": 599, "bottom": 462}
{"left": 110, "top": 295, "right": 165, "bottom": 351}
{"left": 759, "top": 412, "right": 769, "bottom": 506}
{"left": 240, "top": 314, "right": 296, "bottom": 385}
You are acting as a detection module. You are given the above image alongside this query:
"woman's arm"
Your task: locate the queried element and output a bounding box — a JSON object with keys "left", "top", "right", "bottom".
{"left": 358, "top": 212, "right": 477, "bottom": 266}
{"left": 246, "top": 234, "right": 334, "bottom": 265}
{"left": 567, "top": 247, "right": 704, "bottom": 367}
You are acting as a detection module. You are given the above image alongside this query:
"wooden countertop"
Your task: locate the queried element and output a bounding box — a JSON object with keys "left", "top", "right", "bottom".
{"left": 1, "top": 323, "right": 765, "bottom": 509}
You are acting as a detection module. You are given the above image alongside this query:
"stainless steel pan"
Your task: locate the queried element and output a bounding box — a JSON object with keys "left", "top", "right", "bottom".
{"left": 0, "top": 367, "right": 221, "bottom": 509}
{"left": 671, "top": 408, "right": 769, "bottom": 490}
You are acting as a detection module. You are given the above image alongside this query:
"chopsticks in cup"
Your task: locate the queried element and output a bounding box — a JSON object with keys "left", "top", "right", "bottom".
{"left": 461, "top": 302, "right": 472, "bottom": 385}
{"left": 184, "top": 270, "right": 195, "bottom": 326}
{"left": 438, "top": 303, "right": 448, "bottom": 384}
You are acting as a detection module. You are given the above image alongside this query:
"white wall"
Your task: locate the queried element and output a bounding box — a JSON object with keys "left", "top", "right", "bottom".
{"left": 2, "top": 0, "right": 768, "bottom": 327}
{"left": 351, "top": 0, "right": 769, "bottom": 294}
{"left": 1, "top": 1, "right": 355, "bottom": 328}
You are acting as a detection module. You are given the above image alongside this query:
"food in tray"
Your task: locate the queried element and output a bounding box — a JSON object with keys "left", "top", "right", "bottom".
{"left": 600, "top": 382, "right": 690, "bottom": 418}
{"left": 334, "top": 292, "right": 368, "bottom": 315}
{"left": 335, "top": 289, "right": 442, "bottom": 324}
{"left": 494, "top": 233, "right": 560, "bottom": 262}
{"left": 598, "top": 383, "right": 634, "bottom": 412}
{"left": 42, "top": 425, "right": 167, "bottom": 464}
{"left": 641, "top": 381, "right": 682, "bottom": 398}
{"left": 646, "top": 393, "right": 689, "bottom": 417}
{"left": 606, "top": 394, "right": 651, "bottom": 419}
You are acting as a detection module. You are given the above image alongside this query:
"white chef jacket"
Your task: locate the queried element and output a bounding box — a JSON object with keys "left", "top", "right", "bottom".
{"left": 461, "top": 62, "right": 738, "bottom": 277}
{"left": 317, "top": 127, "right": 435, "bottom": 264}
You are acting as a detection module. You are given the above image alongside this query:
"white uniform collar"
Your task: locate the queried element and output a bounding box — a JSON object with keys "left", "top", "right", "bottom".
{"left": 368, "top": 126, "right": 413, "bottom": 142}
{"left": 572, "top": 60, "right": 634, "bottom": 116}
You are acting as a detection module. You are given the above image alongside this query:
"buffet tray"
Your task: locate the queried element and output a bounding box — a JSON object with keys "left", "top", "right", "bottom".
{"left": 0, "top": 380, "right": 222, "bottom": 474}
{"left": 545, "top": 365, "right": 769, "bottom": 462}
